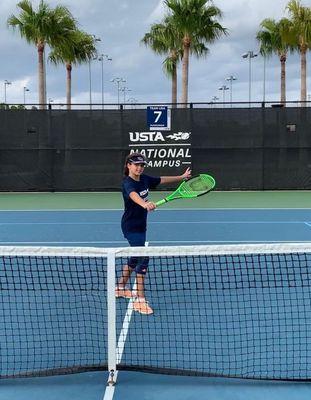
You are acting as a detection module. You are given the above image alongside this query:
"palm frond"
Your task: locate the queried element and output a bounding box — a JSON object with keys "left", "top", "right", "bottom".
{"left": 257, "top": 17, "right": 292, "bottom": 57}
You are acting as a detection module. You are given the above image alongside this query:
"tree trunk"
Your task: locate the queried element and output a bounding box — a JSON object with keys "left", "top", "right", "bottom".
{"left": 300, "top": 47, "right": 307, "bottom": 103}
{"left": 181, "top": 36, "right": 190, "bottom": 108}
{"left": 37, "top": 42, "right": 45, "bottom": 110}
{"left": 66, "top": 63, "right": 72, "bottom": 110}
{"left": 280, "top": 54, "right": 286, "bottom": 105}
{"left": 171, "top": 62, "right": 177, "bottom": 107}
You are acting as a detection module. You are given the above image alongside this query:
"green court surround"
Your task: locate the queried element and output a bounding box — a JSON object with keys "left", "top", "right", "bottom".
{"left": 0, "top": 191, "right": 309, "bottom": 209}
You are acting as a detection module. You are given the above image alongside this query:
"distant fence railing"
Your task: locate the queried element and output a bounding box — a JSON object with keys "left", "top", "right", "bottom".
{"left": 0, "top": 100, "right": 311, "bottom": 111}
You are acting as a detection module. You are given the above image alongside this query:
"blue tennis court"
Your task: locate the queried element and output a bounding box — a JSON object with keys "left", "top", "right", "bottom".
{"left": 0, "top": 202, "right": 311, "bottom": 400}
{"left": 0, "top": 208, "right": 311, "bottom": 245}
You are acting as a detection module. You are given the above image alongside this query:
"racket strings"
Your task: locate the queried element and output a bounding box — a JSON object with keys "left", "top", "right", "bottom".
{"left": 181, "top": 175, "right": 215, "bottom": 197}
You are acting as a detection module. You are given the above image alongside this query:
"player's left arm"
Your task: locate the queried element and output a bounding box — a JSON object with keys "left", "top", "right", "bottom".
{"left": 160, "top": 167, "right": 191, "bottom": 185}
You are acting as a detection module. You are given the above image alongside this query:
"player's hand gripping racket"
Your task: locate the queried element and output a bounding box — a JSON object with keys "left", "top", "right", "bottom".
{"left": 155, "top": 174, "right": 216, "bottom": 207}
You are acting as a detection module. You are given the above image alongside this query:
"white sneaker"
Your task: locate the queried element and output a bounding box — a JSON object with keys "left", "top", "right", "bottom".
{"left": 133, "top": 297, "right": 153, "bottom": 315}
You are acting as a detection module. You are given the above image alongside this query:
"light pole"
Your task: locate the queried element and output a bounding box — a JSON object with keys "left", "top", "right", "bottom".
{"left": 98, "top": 54, "right": 112, "bottom": 109}
{"left": 127, "top": 97, "right": 138, "bottom": 109}
{"left": 89, "top": 35, "right": 101, "bottom": 109}
{"left": 263, "top": 55, "right": 266, "bottom": 103}
{"left": 47, "top": 97, "right": 53, "bottom": 110}
{"left": 226, "top": 75, "right": 237, "bottom": 106}
{"left": 211, "top": 96, "right": 219, "bottom": 108}
{"left": 242, "top": 51, "right": 257, "bottom": 105}
{"left": 119, "top": 87, "right": 132, "bottom": 104}
{"left": 23, "top": 86, "right": 30, "bottom": 105}
{"left": 218, "top": 85, "right": 229, "bottom": 105}
{"left": 4, "top": 80, "right": 12, "bottom": 104}
{"left": 111, "top": 77, "right": 126, "bottom": 106}
{"left": 43, "top": 47, "right": 47, "bottom": 108}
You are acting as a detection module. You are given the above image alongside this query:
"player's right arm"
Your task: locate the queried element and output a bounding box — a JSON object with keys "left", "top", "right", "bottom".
{"left": 129, "top": 192, "right": 156, "bottom": 211}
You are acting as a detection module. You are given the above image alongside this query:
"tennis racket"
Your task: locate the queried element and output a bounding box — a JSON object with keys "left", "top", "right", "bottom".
{"left": 155, "top": 174, "right": 216, "bottom": 207}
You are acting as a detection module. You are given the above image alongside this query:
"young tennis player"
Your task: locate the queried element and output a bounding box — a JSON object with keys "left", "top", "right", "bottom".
{"left": 116, "top": 152, "right": 191, "bottom": 315}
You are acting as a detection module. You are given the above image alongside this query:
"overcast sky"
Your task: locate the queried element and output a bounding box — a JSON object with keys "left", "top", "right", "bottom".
{"left": 0, "top": 0, "right": 310, "bottom": 106}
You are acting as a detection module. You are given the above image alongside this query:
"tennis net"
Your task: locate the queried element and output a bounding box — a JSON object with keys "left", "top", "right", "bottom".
{"left": 1, "top": 244, "right": 311, "bottom": 380}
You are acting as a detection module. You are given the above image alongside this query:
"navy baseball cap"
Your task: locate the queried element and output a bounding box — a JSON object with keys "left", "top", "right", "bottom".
{"left": 128, "top": 155, "right": 147, "bottom": 165}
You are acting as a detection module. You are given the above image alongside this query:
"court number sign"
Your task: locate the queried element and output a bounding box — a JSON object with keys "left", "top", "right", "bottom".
{"left": 147, "top": 106, "right": 171, "bottom": 131}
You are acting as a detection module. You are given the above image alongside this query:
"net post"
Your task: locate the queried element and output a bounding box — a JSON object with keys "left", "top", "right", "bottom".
{"left": 107, "top": 249, "right": 116, "bottom": 385}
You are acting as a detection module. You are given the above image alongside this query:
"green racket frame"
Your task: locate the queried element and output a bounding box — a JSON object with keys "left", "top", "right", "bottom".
{"left": 155, "top": 174, "right": 216, "bottom": 207}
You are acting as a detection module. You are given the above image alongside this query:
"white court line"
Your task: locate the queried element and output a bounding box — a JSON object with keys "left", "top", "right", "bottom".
{"left": 3, "top": 240, "right": 311, "bottom": 245}
{"left": 0, "top": 222, "right": 120, "bottom": 225}
{"left": 305, "top": 223, "right": 311, "bottom": 228}
{"left": 0, "top": 209, "right": 123, "bottom": 212}
{"left": 103, "top": 373, "right": 118, "bottom": 400}
{"left": 115, "top": 283, "right": 136, "bottom": 365}
{"left": 0, "top": 207, "right": 310, "bottom": 212}
{"left": 156, "top": 220, "right": 311, "bottom": 224}
{"left": 0, "top": 221, "right": 309, "bottom": 225}
{"left": 103, "top": 242, "right": 148, "bottom": 399}
{"left": 0, "top": 241, "right": 128, "bottom": 245}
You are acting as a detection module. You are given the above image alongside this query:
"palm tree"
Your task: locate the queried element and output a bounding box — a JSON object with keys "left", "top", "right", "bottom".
{"left": 142, "top": 16, "right": 183, "bottom": 105}
{"left": 143, "top": 15, "right": 209, "bottom": 106}
{"left": 165, "top": 0, "right": 227, "bottom": 106}
{"left": 256, "top": 18, "right": 293, "bottom": 104}
{"left": 49, "top": 31, "right": 97, "bottom": 109}
{"left": 163, "top": 54, "right": 180, "bottom": 105}
{"left": 7, "top": 0, "right": 77, "bottom": 109}
{"left": 286, "top": 0, "right": 311, "bottom": 102}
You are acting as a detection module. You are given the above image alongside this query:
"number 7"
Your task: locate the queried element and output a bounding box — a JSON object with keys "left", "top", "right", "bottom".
{"left": 154, "top": 111, "right": 162, "bottom": 123}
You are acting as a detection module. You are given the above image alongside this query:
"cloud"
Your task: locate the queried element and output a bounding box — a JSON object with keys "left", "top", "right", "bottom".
{"left": 146, "top": 0, "right": 166, "bottom": 24}
{"left": 0, "top": 0, "right": 309, "bottom": 105}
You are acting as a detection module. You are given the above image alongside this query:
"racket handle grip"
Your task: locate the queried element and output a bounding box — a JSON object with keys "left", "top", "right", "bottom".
{"left": 155, "top": 199, "right": 167, "bottom": 207}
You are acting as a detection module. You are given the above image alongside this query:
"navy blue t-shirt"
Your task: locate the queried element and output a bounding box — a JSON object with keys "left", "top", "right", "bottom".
{"left": 121, "top": 174, "right": 161, "bottom": 235}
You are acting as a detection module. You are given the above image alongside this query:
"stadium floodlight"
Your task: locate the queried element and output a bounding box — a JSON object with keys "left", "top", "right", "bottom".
{"left": 218, "top": 85, "right": 229, "bottom": 104}
{"left": 111, "top": 77, "right": 126, "bottom": 106}
{"left": 23, "top": 86, "right": 30, "bottom": 105}
{"left": 119, "top": 87, "right": 132, "bottom": 104}
{"left": 226, "top": 76, "right": 237, "bottom": 105}
{"left": 242, "top": 51, "right": 258, "bottom": 105}
{"left": 89, "top": 35, "right": 101, "bottom": 110}
{"left": 98, "top": 54, "right": 112, "bottom": 109}
{"left": 4, "top": 80, "right": 12, "bottom": 104}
